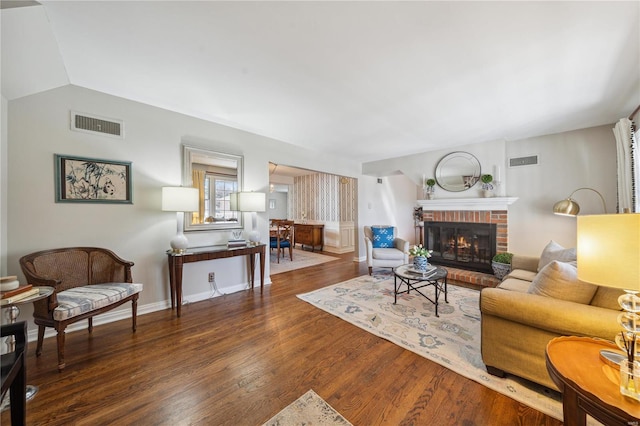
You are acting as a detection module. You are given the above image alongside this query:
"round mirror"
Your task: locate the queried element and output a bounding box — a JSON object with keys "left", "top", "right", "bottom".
{"left": 435, "top": 152, "right": 481, "bottom": 192}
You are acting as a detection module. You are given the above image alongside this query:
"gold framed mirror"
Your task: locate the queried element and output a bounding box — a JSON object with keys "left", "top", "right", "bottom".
{"left": 182, "top": 144, "right": 244, "bottom": 232}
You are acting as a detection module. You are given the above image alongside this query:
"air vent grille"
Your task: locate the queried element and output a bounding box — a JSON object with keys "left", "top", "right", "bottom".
{"left": 71, "top": 112, "right": 123, "bottom": 138}
{"left": 509, "top": 155, "right": 538, "bottom": 167}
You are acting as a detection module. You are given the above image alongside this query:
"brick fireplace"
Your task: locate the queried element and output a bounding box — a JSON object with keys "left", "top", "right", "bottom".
{"left": 416, "top": 197, "right": 517, "bottom": 287}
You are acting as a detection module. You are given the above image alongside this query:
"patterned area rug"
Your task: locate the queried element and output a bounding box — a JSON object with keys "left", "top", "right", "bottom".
{"left": 297, "top": 275, "right": 564, "bottom": 421}
{"left": 262, "top": 389, "right": 353, "bottom": 426}
{"left": 270, "top": 248, "right": 338, "bottom": 275}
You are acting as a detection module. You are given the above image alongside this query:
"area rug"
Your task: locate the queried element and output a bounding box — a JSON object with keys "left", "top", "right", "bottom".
{"left": 270, "top": 248, "right": 338, "bottom": 275}
{"left": 297, "top": 275, "right": 564, "bottom": 421}
{"left": 262, "top": 389, "right": 353, "bottom": 426}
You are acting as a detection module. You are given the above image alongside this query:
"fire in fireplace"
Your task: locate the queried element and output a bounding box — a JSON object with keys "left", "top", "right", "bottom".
{"left": 424, "top": 222, "right": 497, "bottom": 273}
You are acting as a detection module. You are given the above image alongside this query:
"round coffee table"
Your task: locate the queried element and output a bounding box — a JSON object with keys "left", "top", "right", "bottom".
{"left": 393, "top": 264, "right": 448, "bottom": 317}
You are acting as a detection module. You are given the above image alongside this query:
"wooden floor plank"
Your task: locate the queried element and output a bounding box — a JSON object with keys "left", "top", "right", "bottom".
{"left": 2, "top": 252, "right": 562, "bottom": 425}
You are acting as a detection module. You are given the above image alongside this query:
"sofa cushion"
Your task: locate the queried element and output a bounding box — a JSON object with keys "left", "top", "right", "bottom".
{"left": 54, "top": 283, "right": 144, "bottom": 321}
{"left": 537, "top": 240, "right": 577, "bottom": 271}
{"left": 498, "top": 278, "right": 532, "bottom": 293}
{"left": 527, "top": 261, "right": 597, "bottom": 304}
{"left": 590, "top": 286, "right": 625, "bottom": 310}
{"left": 371, "top": 226, "right": 395, "bottom": 248}
{"left": 504, "top": 269, "right": 537, "bottom": 282}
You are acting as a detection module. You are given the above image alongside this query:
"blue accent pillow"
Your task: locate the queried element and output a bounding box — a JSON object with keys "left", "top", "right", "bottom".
{"left": 372, "top": 226, "right": 395, "bottom": 248}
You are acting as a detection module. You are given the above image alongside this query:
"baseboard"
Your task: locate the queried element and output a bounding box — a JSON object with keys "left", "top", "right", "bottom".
{"left": 26, "top": 279, "right": 272, "bottom": 343}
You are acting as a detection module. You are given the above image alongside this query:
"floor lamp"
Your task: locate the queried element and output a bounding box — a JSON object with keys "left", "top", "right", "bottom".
{"left": 162, "top": 186, "right": 199, "bottom": 253}
{"left": 553, "top": 187, "right": 607, "bottom": 216}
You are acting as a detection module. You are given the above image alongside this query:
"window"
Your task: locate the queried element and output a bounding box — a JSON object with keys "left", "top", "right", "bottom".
{"left": 205, "top": 174, "right": 238, "bottom": 221}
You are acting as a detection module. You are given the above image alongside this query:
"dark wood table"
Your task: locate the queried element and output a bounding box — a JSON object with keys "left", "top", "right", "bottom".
{"left": 545, "top": 336, "right": 640, "bottom": 426}
{"left": 293, "top": 223, "right": 324, "bottom": 251}
{"left": 167, "top": 244, "right": 265, "bottom": 317}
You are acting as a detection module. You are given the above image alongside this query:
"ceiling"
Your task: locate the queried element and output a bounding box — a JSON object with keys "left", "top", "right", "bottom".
{"left": 2, "top": 1, "right": 639, "bottom": 163}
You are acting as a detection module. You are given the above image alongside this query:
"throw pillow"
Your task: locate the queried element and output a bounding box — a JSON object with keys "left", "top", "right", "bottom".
{"left": 371, "top": 226, "right": 395, "bottom": 248}
{"left": 527, "top": 260, "right": 598, "bottom": 304}
{"left": 537, "top": 240, "right": 577, "bottom": 271}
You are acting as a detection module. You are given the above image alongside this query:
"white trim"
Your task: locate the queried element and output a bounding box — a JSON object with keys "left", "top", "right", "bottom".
{"left": 416, "top": 197, "right": 518, "bottom": 211}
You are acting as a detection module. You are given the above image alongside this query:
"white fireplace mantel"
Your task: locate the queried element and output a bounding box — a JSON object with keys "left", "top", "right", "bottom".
{"left": 416, "top": 197, "right": 518, "bottom": 211}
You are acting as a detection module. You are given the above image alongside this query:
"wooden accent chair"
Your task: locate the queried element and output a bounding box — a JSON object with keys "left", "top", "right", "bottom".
{"left": 19, "top": 247, "right": 143, "bottom": 371}
{"left": 1, "top": 321, "right": 27, "bottom": 425}
{"left": 269, "top": 220, "right": 294, "bottom": 263}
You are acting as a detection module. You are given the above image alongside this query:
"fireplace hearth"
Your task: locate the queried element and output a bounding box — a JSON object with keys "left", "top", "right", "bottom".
{"left": 424, "top": 221, "right": 497, "bottom": 274}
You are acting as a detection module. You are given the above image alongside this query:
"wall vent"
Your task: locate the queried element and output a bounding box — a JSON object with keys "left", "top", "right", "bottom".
{"left": 509, "top": 155, "right": 538, "bottom": 167}
{"left": 70, "top": 111, "right": 124, "bottom": 138}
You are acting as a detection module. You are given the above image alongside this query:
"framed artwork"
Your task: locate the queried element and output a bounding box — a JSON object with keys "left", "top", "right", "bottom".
{"left": 269, "top": 199, "right": 276, "bottom": 209}
{"left": 55, "top": 154, "right": 132, "bottom": 203}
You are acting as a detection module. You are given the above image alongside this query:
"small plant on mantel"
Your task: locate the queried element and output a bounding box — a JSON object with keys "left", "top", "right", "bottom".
{"left": 481, "top": 174, "right": 494, "bottom": 197}
{"left": 424, "top": 178, "right": 436, "bottom": 199}
{"left": 481, "top": 174, "right": 494, "bottom": 190}
{"left": 491, "top": 252, "right": 513, "bottom": 280}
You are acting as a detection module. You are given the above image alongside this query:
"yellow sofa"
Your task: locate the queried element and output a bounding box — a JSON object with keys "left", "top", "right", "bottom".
{"left": 480, "top": 254, "right": 624, "bottom": 390}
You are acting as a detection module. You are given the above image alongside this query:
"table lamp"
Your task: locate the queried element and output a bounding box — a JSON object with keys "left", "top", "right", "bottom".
{"left": 231, "top": 191, "right": 266, "bottom": 243}
{"left": 162, "top": 186, "right": 199, "bottom": 253}
{"left": 577, "top": 213, "right": 640, "bottom": 397}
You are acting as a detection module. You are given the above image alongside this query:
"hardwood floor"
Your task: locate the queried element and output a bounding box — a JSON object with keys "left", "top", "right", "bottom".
{"left": 3, "top": 253, "right": 561, "bottom": 425}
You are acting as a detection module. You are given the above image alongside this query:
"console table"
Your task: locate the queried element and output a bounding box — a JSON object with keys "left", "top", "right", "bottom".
{"left": 167, "top": 244, "right": 265, "bottom": 317}
{"left": 294, "top": 223, "right": 324, "bottom": 251}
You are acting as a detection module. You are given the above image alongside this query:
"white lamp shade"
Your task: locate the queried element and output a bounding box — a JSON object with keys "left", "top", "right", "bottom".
{"left": 230, "top": 192, "right": 238, "bottom": 211}
{"left": 234, "top": 192, "right": 266, "bottom": 212}
{"left": 162, "top": 187, "right": 199, "bottom": 212}
{"left": 577, "top": 214, "right": 640, "bottom": 291}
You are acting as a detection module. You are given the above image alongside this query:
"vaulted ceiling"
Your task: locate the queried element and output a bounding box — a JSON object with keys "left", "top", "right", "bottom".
{"left": 2, "top": 1, "right": 639, "bottom": 163}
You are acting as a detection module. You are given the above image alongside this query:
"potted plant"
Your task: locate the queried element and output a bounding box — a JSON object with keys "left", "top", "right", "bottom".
{"left": 491, "top": 252, "right": 513, "bottom": 280}
{"left": 481, "top": 174, "right": 494, "bottom": 197}
{"left": 425, "top": 178, "right": 436, "bottom": 199}
{"left": 409, "top": 244, "right": 433, "bottom": 272}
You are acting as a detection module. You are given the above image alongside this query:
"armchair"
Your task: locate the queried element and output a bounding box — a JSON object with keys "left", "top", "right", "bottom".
{"left": 364, "top": 226, "right": 409, "bottom": 275}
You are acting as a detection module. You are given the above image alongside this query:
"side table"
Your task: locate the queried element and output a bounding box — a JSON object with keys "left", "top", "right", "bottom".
{"left": 545, "top": 336, "right": 640, "bottom": 426}
{"left": 1, "top": 286, "right": 53, "bottom": 410}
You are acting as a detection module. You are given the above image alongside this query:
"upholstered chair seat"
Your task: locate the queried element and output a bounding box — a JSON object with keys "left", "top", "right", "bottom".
{"left": 364, "top": 225, "right": 409, "bottom": 275}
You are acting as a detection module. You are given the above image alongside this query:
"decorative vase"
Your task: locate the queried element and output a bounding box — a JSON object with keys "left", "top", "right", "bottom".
{"left": 413, "top": 256, "right": 428, "bottom": 272}
{"left": 483, "top": 189, "right": 493, "bottom": 198}
{"left": 620, "top": 360, "right": 640, "bottom": 400}
{"left": 491, "top": 261, "right": 511, "bottom": 280}
{"left": 426, "top": 192, "right": 435, "bottom": 200}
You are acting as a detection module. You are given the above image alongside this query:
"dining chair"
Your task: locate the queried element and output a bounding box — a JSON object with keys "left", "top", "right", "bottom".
{"left": 270, "top": 220, "right": 294, "bottom": 263}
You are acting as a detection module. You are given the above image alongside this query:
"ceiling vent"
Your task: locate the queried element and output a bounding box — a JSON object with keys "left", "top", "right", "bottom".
{"left": 70, "top": 111, "right": 124, "bottom": 138}
{"left": 509, "top": 155, "right": 538, "bottom": 167}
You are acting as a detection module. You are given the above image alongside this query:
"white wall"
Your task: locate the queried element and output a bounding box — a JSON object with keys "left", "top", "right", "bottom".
{"left": 506, "top": 125, "right": 616, "bottom": 255}
{"left": 6, "top": 85, "right": 362, "bottom": 332}
{"left": 267, "top": 191, "right": 288, "bottom": 219}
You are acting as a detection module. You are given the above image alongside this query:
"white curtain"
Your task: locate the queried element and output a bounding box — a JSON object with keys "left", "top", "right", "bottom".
{"left": 613, "top": 118, "right": 639, "bottom": 213}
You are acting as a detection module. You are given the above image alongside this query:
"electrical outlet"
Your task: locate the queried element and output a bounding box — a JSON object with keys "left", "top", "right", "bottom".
{"left": 208, "top": 272, "right": 215, "bottom": 282}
